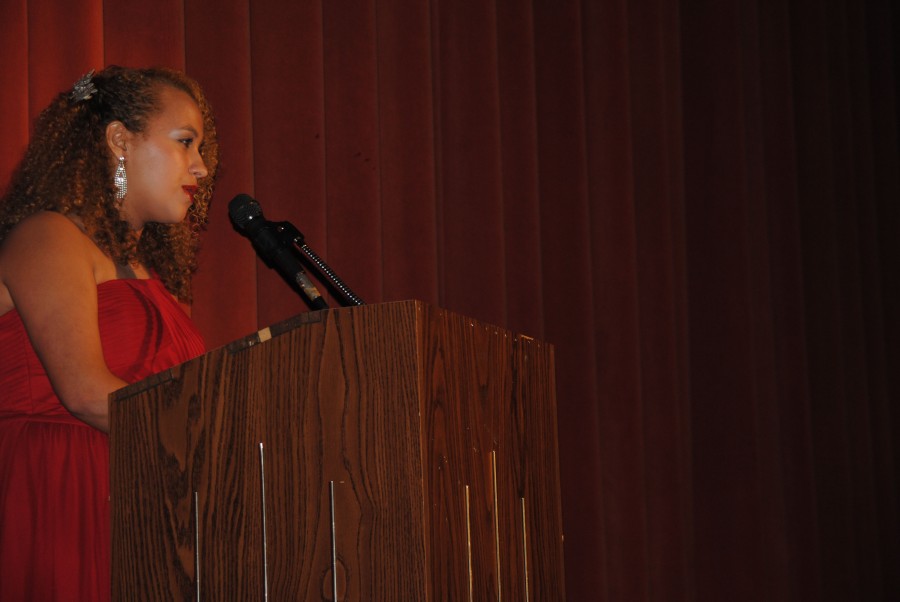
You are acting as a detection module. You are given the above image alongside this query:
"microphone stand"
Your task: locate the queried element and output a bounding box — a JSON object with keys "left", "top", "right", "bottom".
{"left": 268, "top": 221, "right": 366, "bottom": 308}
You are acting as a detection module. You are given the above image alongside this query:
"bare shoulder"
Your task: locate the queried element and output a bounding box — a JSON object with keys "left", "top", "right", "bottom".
{"left": 0, "top": 212, "right": 97, "bottom": 313}
{"left": 0, "top": 211, "right": 95, "bottom": 279}
{"left": 2, "top": 210, "right": 86, "bottom": 246}
{"left": 1, "top": 211, "right": 90, "bottom": 257}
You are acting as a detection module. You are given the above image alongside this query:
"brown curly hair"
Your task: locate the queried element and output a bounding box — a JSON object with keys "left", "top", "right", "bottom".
{"left": 0, "top": 65, "right": 219, "bottom": 301}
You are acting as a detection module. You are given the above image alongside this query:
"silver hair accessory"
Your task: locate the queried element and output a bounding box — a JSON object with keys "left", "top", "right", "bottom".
{"left": 70, "top": 70, "right": 97, "bottom": 103}
{"left": 114, "top": 156, "right": 127, "bottom": 199}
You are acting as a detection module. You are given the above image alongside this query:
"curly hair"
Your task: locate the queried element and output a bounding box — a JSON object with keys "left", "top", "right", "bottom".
{"left": 0, "top": 65, "right": 219, "bottom": 301}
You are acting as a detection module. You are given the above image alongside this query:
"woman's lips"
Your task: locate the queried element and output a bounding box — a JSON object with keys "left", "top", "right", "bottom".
{"left": 183, "top": 185, "right": 198, "bottom": 202}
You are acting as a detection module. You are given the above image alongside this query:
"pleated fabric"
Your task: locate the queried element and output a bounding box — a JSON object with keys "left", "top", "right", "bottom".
{"left": 0, "top": 278, "right": 205, "bottom": 601}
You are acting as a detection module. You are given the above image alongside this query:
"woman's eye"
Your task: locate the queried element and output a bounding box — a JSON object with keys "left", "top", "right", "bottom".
{"left": 179, "top": 138, "right": 194, "bottom": 148}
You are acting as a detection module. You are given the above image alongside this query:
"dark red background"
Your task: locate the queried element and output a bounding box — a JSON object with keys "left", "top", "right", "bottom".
{"left": 2, "top": 1, "right": 898, "bottom": 599}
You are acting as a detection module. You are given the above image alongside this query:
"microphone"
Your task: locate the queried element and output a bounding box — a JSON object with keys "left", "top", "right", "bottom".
{"left": 228, "top": 194, "right": 328, "bottom": 310}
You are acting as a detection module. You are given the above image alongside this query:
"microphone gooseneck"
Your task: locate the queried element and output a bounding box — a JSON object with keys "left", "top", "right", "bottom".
{"left": 228, "top": 194, "right": 365, "bottom": 309}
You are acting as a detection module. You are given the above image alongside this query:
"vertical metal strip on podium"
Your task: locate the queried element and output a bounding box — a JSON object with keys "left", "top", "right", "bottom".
{"left": 330, "top": 481, "right": 338, "bottom": 601}
{"left": 194, "top": 491, "right": 201, "bottom": 602}
{"left": 465, "top": 484, "right": 473, "bottom": 602}
{"left": 492, "top": 451, "right": 502, "bottom": 601}
{"left": 259, "top": 442, "right": 269, "bottom": 601}
{"left": 521, "top": 497, "right": 530, "bottom": 602}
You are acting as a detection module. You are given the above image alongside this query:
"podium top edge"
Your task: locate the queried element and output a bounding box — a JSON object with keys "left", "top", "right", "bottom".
{"left": 110, "top": 300, "right": 551, "bottom": 402}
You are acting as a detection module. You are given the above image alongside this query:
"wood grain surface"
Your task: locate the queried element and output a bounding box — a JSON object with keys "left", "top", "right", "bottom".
{"left": 110, "top": 300, "right": 564, "bottom": 600}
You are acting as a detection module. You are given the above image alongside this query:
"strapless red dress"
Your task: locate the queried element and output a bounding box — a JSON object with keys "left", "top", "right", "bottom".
{"left": 0, "top": 278, "right": 206, "bottom": 601}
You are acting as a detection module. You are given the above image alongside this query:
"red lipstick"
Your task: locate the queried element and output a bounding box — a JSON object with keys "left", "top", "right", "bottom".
{"left": 183, "top": 185, "right": 198, "bottom": 203}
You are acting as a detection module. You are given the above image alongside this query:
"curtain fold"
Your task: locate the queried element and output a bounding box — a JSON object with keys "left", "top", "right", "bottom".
{"left": 1, "top": 1, "right": 898, "bottom": 599}
{"left": 0, "top": 0, "right": 29, "bottom": 182}
{"left": 249, "top": 0, "right": 327, "bottom": 326}
{"left": 185, "top": 0, "right": 257, "bottom": 337}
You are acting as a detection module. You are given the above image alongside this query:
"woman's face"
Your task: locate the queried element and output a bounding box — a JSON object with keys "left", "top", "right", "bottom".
{"left": 118, "top": 86, "right": 208, "bottom": 230}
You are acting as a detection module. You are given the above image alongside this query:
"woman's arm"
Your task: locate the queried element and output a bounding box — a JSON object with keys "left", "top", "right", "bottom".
{"left": 0, "top": 212, "right": 127, "bottom": 432}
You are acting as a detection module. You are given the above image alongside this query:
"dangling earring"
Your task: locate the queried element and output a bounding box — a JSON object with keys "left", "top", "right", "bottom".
{"left": 114, "top": 156, "right": 127, "bottom": 199}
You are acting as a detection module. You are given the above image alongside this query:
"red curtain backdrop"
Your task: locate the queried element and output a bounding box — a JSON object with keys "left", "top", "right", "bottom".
{"left": 2, "top": 0, "right": 898, "bottom": 599}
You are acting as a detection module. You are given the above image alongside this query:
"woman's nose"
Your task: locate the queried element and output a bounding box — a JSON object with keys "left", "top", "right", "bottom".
{"left": 191, "top": 153, "right": 208, "bottom": 179}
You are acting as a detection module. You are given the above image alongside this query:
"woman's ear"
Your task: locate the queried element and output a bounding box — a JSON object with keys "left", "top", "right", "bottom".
{"left": 105, "top": 121, "right": 130, "bottom": 157}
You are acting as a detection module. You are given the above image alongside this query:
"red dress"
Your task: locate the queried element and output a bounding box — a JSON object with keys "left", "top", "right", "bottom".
{"left": 0, "top": 278, "right": 206, "bottom": 601}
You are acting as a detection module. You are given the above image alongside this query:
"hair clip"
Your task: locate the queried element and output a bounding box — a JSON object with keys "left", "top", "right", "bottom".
{"left": 70, "top": 69, "right": 97, "bottom": 102}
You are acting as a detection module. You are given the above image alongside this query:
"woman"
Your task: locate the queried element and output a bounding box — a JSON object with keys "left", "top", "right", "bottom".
{"left": 0, "top": 66, "right": 218, "bottom": 601}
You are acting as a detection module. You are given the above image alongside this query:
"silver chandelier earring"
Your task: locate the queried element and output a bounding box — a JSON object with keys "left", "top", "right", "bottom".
{"left": 114, "top": 156, "right": 127, "bottom": 199}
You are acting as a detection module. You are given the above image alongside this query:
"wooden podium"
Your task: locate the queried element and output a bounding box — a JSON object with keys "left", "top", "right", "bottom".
{"left": 109, "top": 300, "right": 565, "bottom": 600}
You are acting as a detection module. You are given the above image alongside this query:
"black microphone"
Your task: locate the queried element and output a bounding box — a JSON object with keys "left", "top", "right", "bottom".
{"left": 228, "top": 194, "right": 328, "bottom": 310}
